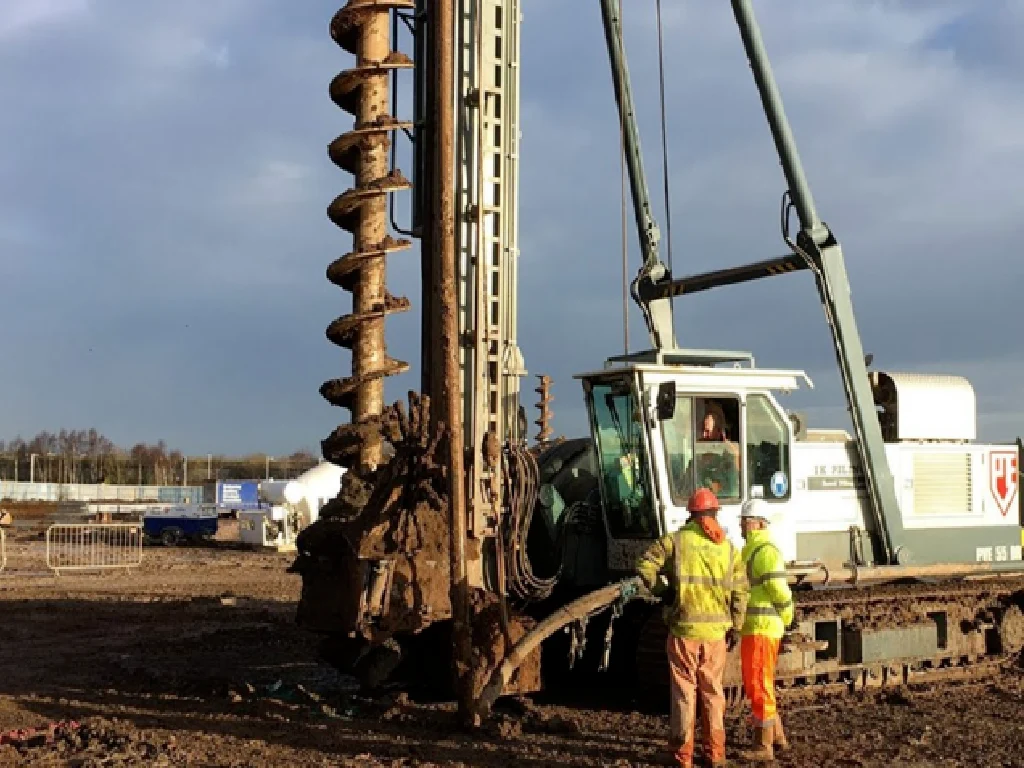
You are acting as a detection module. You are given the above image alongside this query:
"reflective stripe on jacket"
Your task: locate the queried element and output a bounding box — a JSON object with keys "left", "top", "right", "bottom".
{"left": 740, "top": 529, "right": 794, "bottom": 639}
{"left": 636, "top": 520, "right": 749, "bottom": 641}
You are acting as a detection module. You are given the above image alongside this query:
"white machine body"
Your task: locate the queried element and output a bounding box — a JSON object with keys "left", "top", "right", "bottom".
{"left": 238, "top": 461, "right": 346, "bottom": 550}
{"left": 578, "top": 358, "right": 1021, "bottom": 573}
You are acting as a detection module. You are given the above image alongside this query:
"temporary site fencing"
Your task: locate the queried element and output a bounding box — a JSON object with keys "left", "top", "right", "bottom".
{"left": 44, "top": 523, "right": 143, "bottom": 575}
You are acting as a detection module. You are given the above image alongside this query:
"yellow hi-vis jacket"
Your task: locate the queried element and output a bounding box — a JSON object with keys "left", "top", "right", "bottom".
{"left": 636, "top": 520, "right": 749, "bottom": 641}
{"left": 740, "top": 529, "right": 795, "bottom": 639}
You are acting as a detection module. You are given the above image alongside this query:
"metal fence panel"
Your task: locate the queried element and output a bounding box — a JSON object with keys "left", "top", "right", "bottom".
{"left": 158, "top": 486, "right": 203, "bottom": 504}
{"left": 0, "top": 481, "right": 202, "bottom": 504}
{"left": 45, "top": 523, "right": 143, "bottom": 574}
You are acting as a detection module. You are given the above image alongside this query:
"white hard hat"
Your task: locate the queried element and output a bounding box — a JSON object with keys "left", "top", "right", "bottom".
{"left": 740, "top": 498, "right": 770, "bottom": 521}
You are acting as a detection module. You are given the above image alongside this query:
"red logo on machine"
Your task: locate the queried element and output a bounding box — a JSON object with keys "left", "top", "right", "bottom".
{"left": 990, "top": 451, "right": 1018, "bottom": 517}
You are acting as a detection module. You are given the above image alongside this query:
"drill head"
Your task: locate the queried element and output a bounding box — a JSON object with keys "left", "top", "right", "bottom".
{"left": 320, "top": 0, "right": 415, "bottom": 470}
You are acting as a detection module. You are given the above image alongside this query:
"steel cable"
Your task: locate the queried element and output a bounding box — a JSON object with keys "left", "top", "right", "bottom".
{"left": 655, "top": 0, "right": 673, "bottom": 273}
{"left": 617, "top": 0, "right": 629, "bottom": 355}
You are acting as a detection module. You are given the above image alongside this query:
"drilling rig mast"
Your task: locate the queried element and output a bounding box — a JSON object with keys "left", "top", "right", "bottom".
{"left": 414, "top": 0, "right": 527, "bottom": 575}
{"left": 294, "top": 0, "right": 533, "bottom": 707}
{"left": 449, "top": 0, "right": 525, "bottom": 568}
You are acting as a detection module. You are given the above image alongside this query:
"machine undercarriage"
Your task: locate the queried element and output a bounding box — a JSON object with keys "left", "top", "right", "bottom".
{"left": 531, "top": 434, "right": 1024, "bottom": 708}
{"left": 635, "top": 576, "right": 1024, "bottom": 708}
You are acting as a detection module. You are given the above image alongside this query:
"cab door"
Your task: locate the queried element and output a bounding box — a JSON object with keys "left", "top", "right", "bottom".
{"left": 583, "top": 377, "right": 663, "bottom": 575}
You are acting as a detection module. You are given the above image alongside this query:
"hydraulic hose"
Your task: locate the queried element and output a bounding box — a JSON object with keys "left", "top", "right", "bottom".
{"left": 475, "top": 577, "right": 645, "bottom": 715}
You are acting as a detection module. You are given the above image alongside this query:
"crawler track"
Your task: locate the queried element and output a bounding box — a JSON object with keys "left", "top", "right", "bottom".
{"left": 634, "top": 575, "right": 1024, "bottom": 710}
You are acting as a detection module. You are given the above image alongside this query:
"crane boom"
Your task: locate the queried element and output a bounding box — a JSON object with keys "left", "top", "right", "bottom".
{"left": 729, "top": 0, "right": 905, "bottom": 564}
{"left": 598, "top": 0, "right": 676, "bottom": 351}
{"left": 598, "top": 0, "right": 906, "bottom": 564}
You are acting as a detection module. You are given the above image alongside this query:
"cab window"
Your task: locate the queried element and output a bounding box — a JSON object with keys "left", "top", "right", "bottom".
{"left": 745, "top": 393, "right": 791, "bottom": 501}
{"left": 588, "top": 382, "right": 659, "bottom": 538}
{"left": 661, "top": 395, "right": 742, "bottom": 506}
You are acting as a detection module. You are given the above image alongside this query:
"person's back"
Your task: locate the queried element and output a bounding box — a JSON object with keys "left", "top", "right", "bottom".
{"left": 643, "top": 519, "right": 744, "bottom": 642}
{"left": 636, "top": 489, "right": 748, "bottom": 768}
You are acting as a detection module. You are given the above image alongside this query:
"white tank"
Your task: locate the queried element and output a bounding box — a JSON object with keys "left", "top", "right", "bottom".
{"left": 260, "top": 480, "right": 304, "bottom": 506}
{"left": 295, "top": 461, "right": 346, "bottom": 502}
{"left": 258, "top": 461, "right": 345, "bottom": 529}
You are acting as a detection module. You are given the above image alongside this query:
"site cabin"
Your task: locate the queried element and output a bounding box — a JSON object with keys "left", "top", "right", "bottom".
{"left": 201, "top": 479, "right": 262, "bottom": 519}
{"left": 142, "top": 504, "right": 219, "bottom": 546}
{"left": 572, "top": 348, "right": 1023, "bottom": 578}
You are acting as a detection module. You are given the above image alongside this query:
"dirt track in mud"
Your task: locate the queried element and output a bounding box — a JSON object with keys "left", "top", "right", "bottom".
{"left": 2, "top": 527, "right": 1024, "bottom": 767}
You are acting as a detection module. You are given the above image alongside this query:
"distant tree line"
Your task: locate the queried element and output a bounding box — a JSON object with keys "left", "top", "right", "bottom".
{"left": 0, "top": 429, "right": 319, "bottom": 485}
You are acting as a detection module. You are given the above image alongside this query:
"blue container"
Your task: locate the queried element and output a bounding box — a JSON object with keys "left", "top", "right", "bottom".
{"left": 215, "top": 480, "right": 260, "bottom": 510}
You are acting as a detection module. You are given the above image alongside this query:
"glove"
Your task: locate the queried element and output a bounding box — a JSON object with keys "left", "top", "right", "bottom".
{"left": 650, "top": 575, "right": 675, "bottom": 604}
{"left": 725, "top": 628, "right": 739, "bottom": 652}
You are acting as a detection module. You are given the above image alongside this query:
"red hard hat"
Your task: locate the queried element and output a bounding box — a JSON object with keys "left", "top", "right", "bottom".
{"left": 687, "top": 487, "right": 720, "bottom": 514}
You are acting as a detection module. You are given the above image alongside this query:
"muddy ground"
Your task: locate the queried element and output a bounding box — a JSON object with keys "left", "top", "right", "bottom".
{"left": 2, "top": 526, "right": 1023, "bottom": 767}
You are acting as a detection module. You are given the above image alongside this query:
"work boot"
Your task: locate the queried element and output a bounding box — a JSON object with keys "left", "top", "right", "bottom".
{"left": 773, "top": 715, "right": 789, "bottom": 752}
{"left": 671, "top": 739, "right": 694, "bottom": 768}
{"left": 738, "top": 725, "right": 774, "bottom": 762}
{"left": 706, "top": 727, "right": 728, "bottom": 767}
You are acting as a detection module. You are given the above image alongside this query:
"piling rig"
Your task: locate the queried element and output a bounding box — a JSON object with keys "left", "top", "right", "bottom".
{"left": 293, "top": 0, "right": 541, "bottom": 701}
{"left": 292, "top": 0, "right": 1024, "bottom": 713}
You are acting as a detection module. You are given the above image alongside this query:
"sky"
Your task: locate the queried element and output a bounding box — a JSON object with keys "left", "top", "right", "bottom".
{"left": 1, "top": 0, "right": 1023, "bottom": 455}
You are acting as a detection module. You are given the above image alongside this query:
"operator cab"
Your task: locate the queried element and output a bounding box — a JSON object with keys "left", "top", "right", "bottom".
{"left": 576, "top": 348, "right": 811, "bottom": 573}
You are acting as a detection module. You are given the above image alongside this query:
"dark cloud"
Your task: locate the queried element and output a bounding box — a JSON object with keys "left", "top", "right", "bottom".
{"left": 1, "top": 0, "right": 1021, "bottom": 453}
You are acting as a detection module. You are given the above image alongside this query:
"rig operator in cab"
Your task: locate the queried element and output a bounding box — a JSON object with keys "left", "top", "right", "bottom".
{"left": 698, "top": 403, "right": 730, "bottom": 442}
{"left": 635, "top": 488, "right": 749, "bottom": 768}
{"left": 691, "top": 400, "right": 740, "bottom": 499}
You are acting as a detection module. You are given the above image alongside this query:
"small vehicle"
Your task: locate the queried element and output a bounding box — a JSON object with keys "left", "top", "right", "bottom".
{"left": 142, "top": 504, "right": 218, "bottom": 546}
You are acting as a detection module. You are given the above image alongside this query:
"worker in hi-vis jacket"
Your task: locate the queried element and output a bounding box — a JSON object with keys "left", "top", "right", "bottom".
{"left": 737, "top": 498, "right": 795, "bottom": 762}
{"left": 636, "top": 488, "right": 749, "bottom": 767}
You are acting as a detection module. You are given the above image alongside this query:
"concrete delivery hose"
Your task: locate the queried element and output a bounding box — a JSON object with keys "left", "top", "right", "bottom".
{"left": 475, "top": 577, "right": 646, "bottom": 715}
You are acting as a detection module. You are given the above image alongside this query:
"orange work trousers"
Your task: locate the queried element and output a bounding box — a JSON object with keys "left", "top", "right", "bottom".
{"left": 740, "top": 634, "right": 780, "bottom": 727}
{"left": 666, "top": 635, "right": 727, "bottom": 766}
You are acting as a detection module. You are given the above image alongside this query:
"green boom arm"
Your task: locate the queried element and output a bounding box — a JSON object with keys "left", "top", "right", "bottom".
{"left": 599, "top": 0, "right": 676, "bottom": 351}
